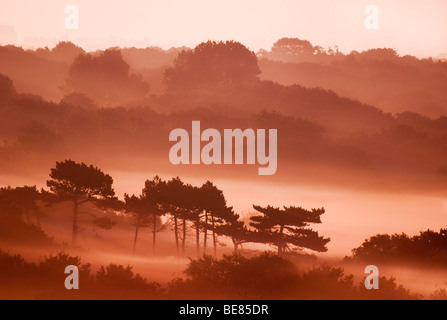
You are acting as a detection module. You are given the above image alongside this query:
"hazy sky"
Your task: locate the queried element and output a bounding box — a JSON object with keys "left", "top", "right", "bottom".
{"left": 0, "top": 0, "right": 446, "bottom": 57}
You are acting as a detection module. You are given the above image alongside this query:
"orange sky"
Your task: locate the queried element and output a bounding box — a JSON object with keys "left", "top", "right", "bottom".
{"left": 0, "top": 0, "right": 446, "bottom": 57}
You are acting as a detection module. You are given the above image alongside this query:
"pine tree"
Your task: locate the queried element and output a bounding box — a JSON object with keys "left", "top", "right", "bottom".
{"left": 250, "top": 205, "right": 330, "bottom": 255}
{"left": 46, "top": 160, "right": 115, "bottom": 245}
{"left": 141, "top": 176, "right": 167, "bottom": 254}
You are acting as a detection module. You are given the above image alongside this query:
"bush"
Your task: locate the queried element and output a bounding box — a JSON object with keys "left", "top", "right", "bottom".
{"left": 182, "top": 253, "right": 299, "bottom": 298}
{"left": 170, "top": 253, "right": 422, "bottom": 300}
{"left": 95, "top": 264, "right": 161, "bottom": 299}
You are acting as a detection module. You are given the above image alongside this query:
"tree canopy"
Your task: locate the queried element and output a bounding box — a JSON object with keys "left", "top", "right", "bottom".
{"left": 348, "top": 229, "right": 447, "bottom": 266}
{"left": 46, "top": 160, "right": 115, "bottom": 244}
{"left": 164, "top": 40, "right": 260, "bottom": 93}
{"left": 47, "top": 160, "right": 114, "bottom": 201}
{"left": 250, "top": 205, "right": 330, "bottom": 254}
{"left": 65, "top": 49, "right": 149, "bottom": 106}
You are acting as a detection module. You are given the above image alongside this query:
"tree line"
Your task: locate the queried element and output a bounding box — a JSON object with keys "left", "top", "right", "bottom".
{"left": 0, "top": 159, "right": 330, "bottom": 257}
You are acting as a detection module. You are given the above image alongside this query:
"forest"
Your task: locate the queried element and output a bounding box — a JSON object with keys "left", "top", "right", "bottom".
{"left": 0, "top": 40, "right": 447, "bottom": 192}
{"left": 1, "top": 38, "right": 447, "bottom": 300}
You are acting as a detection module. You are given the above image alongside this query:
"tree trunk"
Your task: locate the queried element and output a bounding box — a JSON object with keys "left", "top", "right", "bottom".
{"left": 152, "top": 213, "right": 156, "bottom": 254}
{"left": 196, "top": 216, "right": 200, "bottom": 257}
{"left": 203, "top": 211, "right": 208, "bottom": 253}
{"left": 232, "top": 238, "right": 239, "bottom": 253}
{"left": 182, "top": 218, "right": 186, "bottom": 256}
{"left": 278, "top": 225, "right": 284, "bottom": 255}
{"left": 133, "top": 224, "right": 140, "bottom": 254}
{"left": 174, "top": 216, "right": 179, "bottom": 256}
{"left": 72, "top": 199, "right": 78, "bottom": 246}
{"left": 211, "top": 214, "right": 217, "bottom": 256}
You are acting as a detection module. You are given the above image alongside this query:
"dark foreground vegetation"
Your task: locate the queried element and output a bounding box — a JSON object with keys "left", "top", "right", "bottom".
{"left": 0, "top": 250, "right": 431, "bottom": 300}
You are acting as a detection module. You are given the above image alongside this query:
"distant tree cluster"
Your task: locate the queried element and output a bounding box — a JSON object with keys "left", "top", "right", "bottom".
{"left": 125, "top": 177, "right": 241, "bottom": 256}
{"left": 258, "top": 37, "right": 342, "bottom": 63}
{"left": 347, "top": 229, "right": 447, "bottom": 266}
{"left": 164, "top": 40, "right": 260, "bottom": 93}
{"left": 120, "top": 46, "right": 184, "bottom": 69}
{"left": 34, "top": 41, "right": 85, "bottom": 64}
{"left": 64, "top": 49, "right": 150, "bottom": 107}
{"left": 1, "top": 38, "right": 447, "bottom": 186}
{"left": 258, "top": 38, "right": 447, "bottom": 117}
{"left": 123, "top": 176, "right": 329, "bottom": 256}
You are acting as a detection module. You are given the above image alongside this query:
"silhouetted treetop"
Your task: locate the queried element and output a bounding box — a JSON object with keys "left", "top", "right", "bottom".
{"left": 121, "top": 46, "right": 185, "bottom": 69}
{"left": 0, "top": 185, "right": 40, "bottom": 220}
{"left": 272, "top": 38, "right": 319, "bottom": 56}
{"left": 35, "top": 41, "right": 85, "bottom": 64}
{"left": 65, "top": 49, "right": 149, "bottom": 106}
{"left": 258, "top": 37, "right": 339, "bottom": 63}
{"left": 199, "top": 181, "right": 228, "bottom": 214}
{"left": 164, "top": 40, "right": 260, "bottom": 92}
{"left": 47, "top": 160, "right": 114, "bottom": 200}
{"left": 250, "top": 205, "right": 329, "bottom": 254}
{"left": 251, "top": 205, "right": 325, "bottom": 229}
{"left": 0, "top": 185, "right": 51, "bottom": 245}
{"left": 141, "top": 175, "right": 168, "bottom": 208}
{"left": 348, "top": 229, "right": 447, "bottom": 266}
{"left": 357, "top": 48, "right": 399, "bottom": 61}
